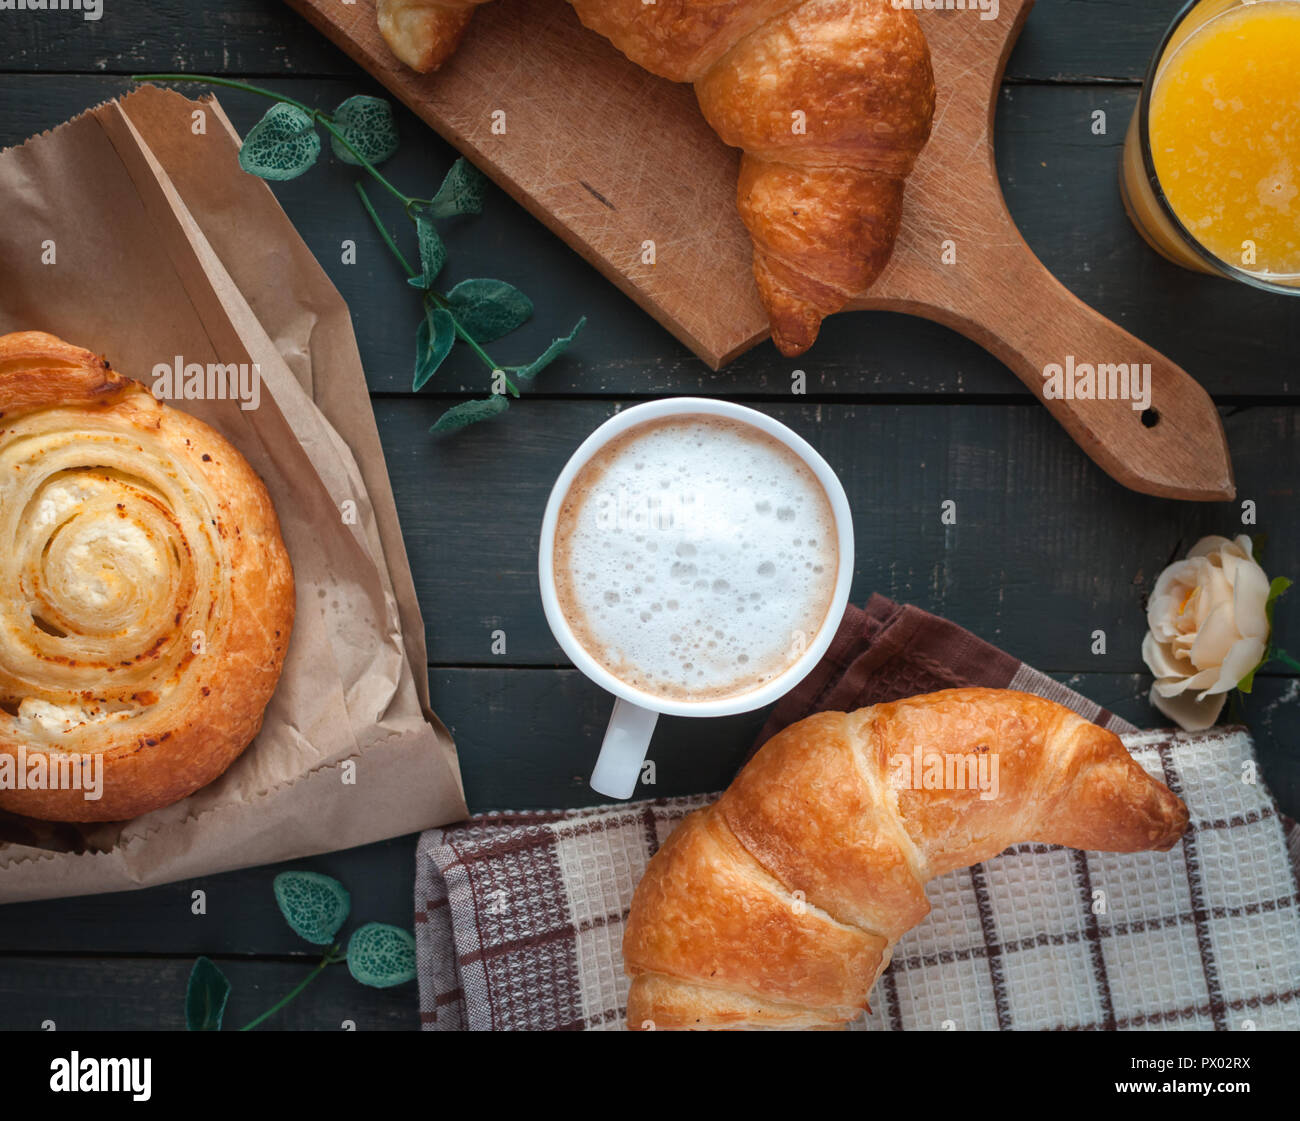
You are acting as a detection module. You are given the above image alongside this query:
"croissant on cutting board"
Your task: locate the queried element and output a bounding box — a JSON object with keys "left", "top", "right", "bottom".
{"left": 623, "top": 688, "right": 1189, "bottom": 1030}
{"left": 376, "top": 0, "right": 936, "bottom": 356}
{"left": 0, "top": 332, "right": 294, "bottom": 822}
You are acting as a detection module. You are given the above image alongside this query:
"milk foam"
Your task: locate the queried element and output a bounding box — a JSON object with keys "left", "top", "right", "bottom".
{"left": 553, "top": 415, "right": 838, "bottom": 701}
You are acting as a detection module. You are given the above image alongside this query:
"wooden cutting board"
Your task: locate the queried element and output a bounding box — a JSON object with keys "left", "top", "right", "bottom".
{"left": 284, "top": 0, "right": 1234, "bottom": 501}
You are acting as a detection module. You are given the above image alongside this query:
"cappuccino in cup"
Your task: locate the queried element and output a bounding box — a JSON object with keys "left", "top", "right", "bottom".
{"left": 552, "top": 414, "right": 839, "bottom": 703}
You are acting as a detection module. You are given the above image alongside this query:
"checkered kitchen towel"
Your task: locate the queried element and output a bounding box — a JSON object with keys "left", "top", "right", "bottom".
{"left": 416, "top": 596, "right": 1300, "bottom": 1030}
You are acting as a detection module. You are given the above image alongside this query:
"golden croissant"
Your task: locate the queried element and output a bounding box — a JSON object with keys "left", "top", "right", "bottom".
{"left": 623, "top": 688, "right": 1189, "bottom": 1029}
{"left": 0, "top": 332, "right": 294, "bottom": 822}
{"left": 376, "top": 0, "right": 936, "bottom": 356}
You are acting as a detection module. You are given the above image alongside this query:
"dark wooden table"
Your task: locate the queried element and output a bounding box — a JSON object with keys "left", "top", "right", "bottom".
{"left": 0, "top": 0, "right": 1296, "bottom": 1031}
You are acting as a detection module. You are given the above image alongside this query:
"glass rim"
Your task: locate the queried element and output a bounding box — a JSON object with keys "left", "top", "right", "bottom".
{"left": 1137, "top": 0, "right": 1300, "bottom": 295}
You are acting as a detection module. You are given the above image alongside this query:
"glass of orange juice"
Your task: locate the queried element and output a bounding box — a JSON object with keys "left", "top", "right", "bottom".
{"left": 1120, "top": 0, "right": 1300, "bottom": 292}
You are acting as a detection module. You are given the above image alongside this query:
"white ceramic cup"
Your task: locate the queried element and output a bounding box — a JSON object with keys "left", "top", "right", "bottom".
{"left": 538, "top": 397, "right": 855, "bottom": 799}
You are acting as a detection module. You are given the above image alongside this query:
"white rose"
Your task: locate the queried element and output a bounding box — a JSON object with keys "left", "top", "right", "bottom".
{"left": 1142, "top": 534, "right": 1270, "bottom": 731}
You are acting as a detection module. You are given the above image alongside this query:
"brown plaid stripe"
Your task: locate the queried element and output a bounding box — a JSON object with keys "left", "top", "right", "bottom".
{"left": 418, "top": 798, "right": 709, "bottom": 1030}
{"left": 416, "top": 598, "right": 1300, "bottom": 1031}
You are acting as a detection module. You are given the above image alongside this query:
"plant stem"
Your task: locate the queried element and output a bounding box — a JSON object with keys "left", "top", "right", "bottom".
{"left": 315, "top": 117, "right": 412, "bottom": 207}
{"left": 136, "top": 72, "right": 527, "bottom": 404}
{"left": 355, "top": 182, "right": 417, "bottom": 278}
{"left": 131, "top": 73, "right": 414, "bottom": 208}
{"left": 357, "top": 185, "right": 519, "bottom": 395}
{"left": 1271, "top": 648, "right": 1300, "bottom": 675}
{"left": 238, "top": 946, "right": 343, "bottom": 1032}
{"left": 425, "top": 292, "right": 520, "bottom": 396}
{"left": 132, "top": 73, "right": 316, "bottom": 116}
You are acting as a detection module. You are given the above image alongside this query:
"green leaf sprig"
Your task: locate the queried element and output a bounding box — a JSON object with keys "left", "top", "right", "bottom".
{"left": 184, "top": 870, "right": 417, "bottom": 1031}
{"left": 132, "top": 74, "right": 585, "bottom": 431}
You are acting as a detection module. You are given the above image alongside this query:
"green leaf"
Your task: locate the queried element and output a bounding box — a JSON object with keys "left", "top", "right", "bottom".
{"left": 512, "top": 317, "right": 586, "bottom": 382}
{"left": 408, "top": 215, "right": 446, "bottom": 290}
{"left": 1238, "top": 577, "right": 1292, "bottom": 693}
{"left": 329, "top": 95, "right": 399, "bottom": 166}
{"left": 239, "top": 103, "right": 320, "bottom": 181}
{"left": 431, "top": 395, "right": 509, "bottom": 432}
{"left": 414, "top": 305, "right": 457, "bottom": 390}
{"left": 273, "top": 870, "right": 351, "bottom": 945}
{"left": 346, "top": 923, "right": 417, "bottom": 988}
{"left": 445, "top": 279, "right": 533, "bottom": 343}
{"left": 427, "top": 157, "right": 486, "bottom": 219}
{"left": 185, "top": 957, "right": 231, "bottom": 1031}
{"left": 1264, "top": 576, "right": 1292, "bottom": 626}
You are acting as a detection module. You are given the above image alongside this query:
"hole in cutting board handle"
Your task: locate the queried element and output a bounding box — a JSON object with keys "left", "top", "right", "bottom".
{"left": 1141, "top": 408, "right": 1161, "bottom": 429}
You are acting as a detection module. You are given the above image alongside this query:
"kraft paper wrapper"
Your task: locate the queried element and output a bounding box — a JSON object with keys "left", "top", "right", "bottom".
{"left": 0, "top": 86, "right": 467, "bottom": 903}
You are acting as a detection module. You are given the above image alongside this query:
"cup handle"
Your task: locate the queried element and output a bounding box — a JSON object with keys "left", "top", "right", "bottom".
{"left": 590, "top": 697, "right": 659, "bottom": 799}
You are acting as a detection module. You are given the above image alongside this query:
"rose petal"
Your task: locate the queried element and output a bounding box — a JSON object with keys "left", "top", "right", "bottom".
{"left": 1151, "top": 560, "right": 1208, "bottom": 638}
{"left": 1142, "top": 633, "right": 1186, "bottom": 678}
{"left": 1188, "top": 535, "right": 1234, "bottom": 560}
{"left": 1149, "top": 561, "right": 1199, "bottom": 631}
{"left": 1161, "top": 557, "right": 1203, "bottom": 593}
{"left": 1153, "top": 557, "right": 1197, "bottom": 595}
{"left": 1148, "top": 600, "right": 1183, "bottom": 643}
{"left": 1150, "top": 683, "right": 1226, "bottom": 731}
{"left": 1196, "top": 566, "right": 1232, "bottom": 627}
{"left": 1232, "top": 557, "right": 1270, "bottom": 639}
{"left": 1205, "top": 635, "right": 1267, "bottom": 694}
{"left": 1154, "top": 666, "right": 1219, "bottom": 696}
{"left": 1189, "top": 602, "right": 1241, "bottom": 670}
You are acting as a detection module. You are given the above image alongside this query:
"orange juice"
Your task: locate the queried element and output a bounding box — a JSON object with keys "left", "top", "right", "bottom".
{"left": 1121, "top": 0, "right": 1300, "bottom": 287}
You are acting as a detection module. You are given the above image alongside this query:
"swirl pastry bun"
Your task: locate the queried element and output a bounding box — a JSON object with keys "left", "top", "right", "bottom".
{"left": 0, "top": 332, "right": 294, "bottom": 822}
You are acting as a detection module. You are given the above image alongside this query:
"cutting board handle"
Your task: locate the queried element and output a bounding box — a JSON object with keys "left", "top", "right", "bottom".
{"left": 931, "top": 236, "right": 1235, "bottom": 501}
{"left": 846, "top": 2, "right": 1234, "bottom": 502}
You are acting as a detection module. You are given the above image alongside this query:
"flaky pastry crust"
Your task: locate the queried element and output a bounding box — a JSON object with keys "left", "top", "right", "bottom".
{"left": 623, "top": 688, "right": 1189, "bottom": 1029}
{"left": 0, "top": 331, "right": 294, "bottom": 822}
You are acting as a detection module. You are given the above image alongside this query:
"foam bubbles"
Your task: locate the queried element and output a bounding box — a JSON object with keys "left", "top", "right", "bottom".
{"left": 553, "top": 415, "right": 838, "bottom": 702}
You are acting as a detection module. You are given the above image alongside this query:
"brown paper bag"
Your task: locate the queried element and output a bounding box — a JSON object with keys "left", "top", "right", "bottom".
{"left": 0, "top": 86, "right": 467, "bottom": 903}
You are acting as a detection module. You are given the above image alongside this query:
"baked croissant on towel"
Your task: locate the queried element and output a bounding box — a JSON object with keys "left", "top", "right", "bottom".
{"left": 376, "top": 0, "right": 936, "bottom": 356}
{"left": 623, "top": 687, "right": 1189, "bottom": 1030}
{"left": 0, "top": 332, "right": 294, "bottom": 822}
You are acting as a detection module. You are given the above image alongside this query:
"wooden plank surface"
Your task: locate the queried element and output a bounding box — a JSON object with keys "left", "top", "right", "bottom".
{"left": 4, "top": 77, "right": 1292, "bottom": 401}
{"left": 0, "top": 0, "right": 1204, "bottom": 83}
{"left": 0, "top": 956, "right": 415, "bottom": 1030}
{"left": 378, "top": 398, "right": 1297, "bottom": 668}
{"left": 0, "top": 0, "right": 1295, "bottom": 1033}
